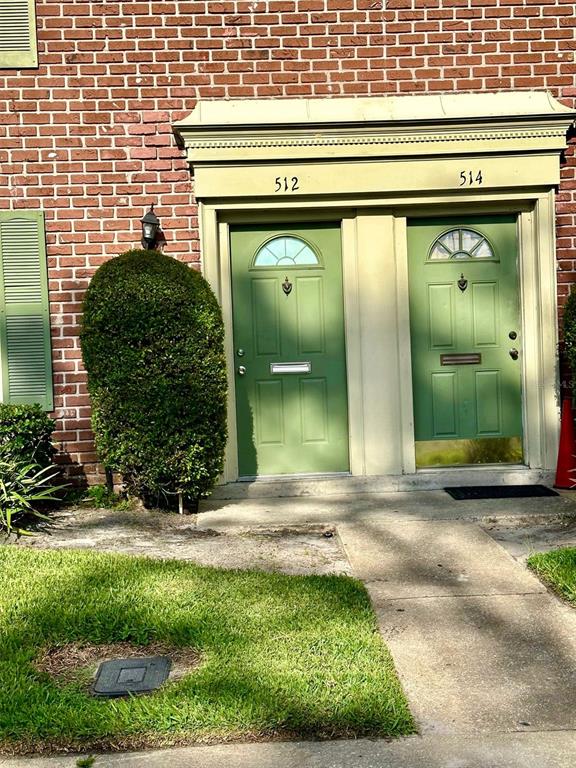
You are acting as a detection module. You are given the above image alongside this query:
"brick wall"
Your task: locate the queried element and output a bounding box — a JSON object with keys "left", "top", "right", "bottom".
{"left": 0, "top": 0, "right": 574, "bottom": 481}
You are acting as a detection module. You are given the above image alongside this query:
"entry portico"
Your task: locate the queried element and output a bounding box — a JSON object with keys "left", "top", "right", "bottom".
{"left": 174, "top": 92, "right": 574, "bottom": 487}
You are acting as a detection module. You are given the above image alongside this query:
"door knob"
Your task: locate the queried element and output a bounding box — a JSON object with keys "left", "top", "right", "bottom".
{"left": 237, "top": 366, "right": 246, "bottom": 375}
{"left": 509, "top": 348, "right": 519, "bottom": 360}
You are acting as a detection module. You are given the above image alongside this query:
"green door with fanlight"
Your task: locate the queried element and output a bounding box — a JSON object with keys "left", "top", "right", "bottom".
{"left": 230, "top": 223, "right": 349, "bottom": 477}
{"left": 408, "top": 216, "right": 523, "bottom": 467}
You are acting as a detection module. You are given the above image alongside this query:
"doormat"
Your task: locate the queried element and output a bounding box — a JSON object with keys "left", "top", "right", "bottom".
{"left": 444, "top": 485, "right": 559, "bottom": 500}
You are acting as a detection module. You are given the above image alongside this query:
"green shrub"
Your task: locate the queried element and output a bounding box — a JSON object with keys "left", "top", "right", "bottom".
{"left": 0, "top": 457, "right": 64, "bottom": 535}
{"left": 0, "top": 404, "right": 56, "bottom": 468}
{"left": 564, "top": 287, "right": 576, "bottom": 378}
{"left": 80, "top": 249, "right": 227, "bottom": 508}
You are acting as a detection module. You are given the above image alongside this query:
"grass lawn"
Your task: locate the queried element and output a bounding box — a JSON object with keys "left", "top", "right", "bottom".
{"left": 0, "top": 547, "right": 414, "bottom": 754}
{"left": 528, "top": 547, "right": 576, "bottom": 605}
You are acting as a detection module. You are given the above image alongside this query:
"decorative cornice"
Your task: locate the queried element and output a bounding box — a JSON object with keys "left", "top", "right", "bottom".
{"left": 186, "top": 127, "right": 567, "bottom": 151}
{"left": 173, "top": 93, "right": 575, "bottom": 165}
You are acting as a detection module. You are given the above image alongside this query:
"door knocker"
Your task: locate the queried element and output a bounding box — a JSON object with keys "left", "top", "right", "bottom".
{"left": 457, "top": 273, "right": 468, "bottom": 292}
{"left": 282, "top": 276, "right": 293, "bottom": 296}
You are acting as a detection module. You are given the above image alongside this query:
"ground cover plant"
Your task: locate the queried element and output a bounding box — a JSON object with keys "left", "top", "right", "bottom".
{"left": 0, "top": 404, "right": 55, "bottom": 468}
{"left": 0, "top": 405, "right": 64, "bottom": 534}
{"left": 0, "top": 548, "right": 414, "bottom": 754}
{"left": 528, "top": 548, "right": 576, "bottom": 604}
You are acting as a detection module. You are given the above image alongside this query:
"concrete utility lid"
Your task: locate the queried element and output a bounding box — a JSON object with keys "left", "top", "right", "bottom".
{"left": 93, "top": 656, "right": 171, "bottom": 697}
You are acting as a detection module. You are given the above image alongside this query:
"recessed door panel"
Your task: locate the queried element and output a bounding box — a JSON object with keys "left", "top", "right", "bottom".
{"left": 429, "top": 284, "right": 455, "bottom": 349}
{"left": 300, "top": 378, "right": 329, "bottom": 444}
{"left": 231, "top": 224, "right": 349, "bottom": 476}
{"left": 256, "top": 380, "right": 284, "bottom": 445}
{"left": 475, "top": 370, "right": 501, "bottom": 435}
{"left": 252, "top": 279, "right": 280, "bottom": 356}
{"left": 472, "top": 282, "right": 498, "bottom": 346}
{"left": 296, "top": 276, "right": 325, "bottom": 354}
{"left": 432, "top": 372, "right": 458, "bottom": 437}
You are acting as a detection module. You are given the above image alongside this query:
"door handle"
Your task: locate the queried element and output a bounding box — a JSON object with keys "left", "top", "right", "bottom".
{"left": 237, "top": 366, "right": 246, "bottom": 376}
{"left": 509, "top": 348, "right": 519, "bottom": 360}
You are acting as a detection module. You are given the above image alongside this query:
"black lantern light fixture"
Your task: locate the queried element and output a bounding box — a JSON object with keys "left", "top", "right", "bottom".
{"left": 140, "top": 204, "right": 160, "bottom": 250}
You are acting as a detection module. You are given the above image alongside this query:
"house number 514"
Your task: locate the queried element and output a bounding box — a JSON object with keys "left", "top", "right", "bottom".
{"left": 275, "top": 176, "right": 299, "bottom": 192}
{"left": 459, "top": 170, "right": 483, "bottom": 186}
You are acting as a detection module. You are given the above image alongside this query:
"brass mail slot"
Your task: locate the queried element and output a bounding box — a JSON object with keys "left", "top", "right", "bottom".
{"left": 441, "top": 353, "right": 481, "bottom": 366}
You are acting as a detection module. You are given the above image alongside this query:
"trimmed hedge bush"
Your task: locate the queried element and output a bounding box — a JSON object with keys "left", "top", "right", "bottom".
{"left": 80, "top": 249, "right": 227, "bottom": 508}
{"left": 0, "top": 404, "right": 56, "bottom": 469}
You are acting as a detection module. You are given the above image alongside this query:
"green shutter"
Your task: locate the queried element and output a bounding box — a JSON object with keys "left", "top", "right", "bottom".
{"left": 0, "top": 0, "right": 37, "bottom": 68}
{"left": 0, "top": 211, "right": 53, "bottom": 411}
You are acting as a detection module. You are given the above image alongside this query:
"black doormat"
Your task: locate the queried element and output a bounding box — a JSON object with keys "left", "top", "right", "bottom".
{"left": 444, "top": 485, "right": 559, "bottom": 500}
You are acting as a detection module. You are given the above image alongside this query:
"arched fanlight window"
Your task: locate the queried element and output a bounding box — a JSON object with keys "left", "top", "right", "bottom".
{"left": 252, "top": 236, "right": 320, "bottom": 267}
{"left": 429, "top": 228, "right": 496, "bottom": 261}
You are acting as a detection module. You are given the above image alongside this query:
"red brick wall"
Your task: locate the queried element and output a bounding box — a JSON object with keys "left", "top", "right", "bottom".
{"left": 0, "top": 0, "right": 574, "bottom": 481}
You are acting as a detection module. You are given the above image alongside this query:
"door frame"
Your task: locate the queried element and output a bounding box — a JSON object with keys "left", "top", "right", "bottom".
{"left": 229, "top": 221, "right": 351, "bottom": 478}
{"left": 212, "top": 209, "right": 363, "bottom": 482}
{"left": 395, "top": 197, "right": 557, "bottom": 475}
{"left": 200, "top": 193, "right": 558, "bottom": 483}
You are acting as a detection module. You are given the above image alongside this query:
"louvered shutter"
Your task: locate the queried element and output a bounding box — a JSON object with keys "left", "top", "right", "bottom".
{"left": 0, "top": 0, "right": 37, "bottom": 68}
{"left": 0, "top": 211, "right": 53, "bottom": 411}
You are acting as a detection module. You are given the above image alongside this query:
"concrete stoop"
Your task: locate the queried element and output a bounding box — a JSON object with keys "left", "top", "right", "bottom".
{"left": 209, "top": 468, "right": 555, "bottom": 499}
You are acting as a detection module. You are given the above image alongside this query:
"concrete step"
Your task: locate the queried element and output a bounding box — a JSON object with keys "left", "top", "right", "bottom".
{"left": 210, "top": 469, "right": 555, "bottom": 499}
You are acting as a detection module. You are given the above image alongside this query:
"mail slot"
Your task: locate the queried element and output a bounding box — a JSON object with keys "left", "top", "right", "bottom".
{"left": 270, "top": 362, "right": 312, "bottom": 375}
{"left": 440, "top": 354, "right": 481, "bottom": 366}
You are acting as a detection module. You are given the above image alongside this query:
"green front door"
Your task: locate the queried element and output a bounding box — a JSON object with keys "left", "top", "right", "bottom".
{"left": 231, "top": 223, "right": 349, "bottom": 477}
{"left": 408, "top": 216, "right": 523, "bottom": 467}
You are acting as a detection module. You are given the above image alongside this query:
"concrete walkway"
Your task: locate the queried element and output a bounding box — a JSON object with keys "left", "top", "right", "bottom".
{"left": 4, "top": 489, "right": 576, "bottom": 766}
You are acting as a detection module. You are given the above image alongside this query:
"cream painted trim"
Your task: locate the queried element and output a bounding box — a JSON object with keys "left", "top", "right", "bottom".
{"left": 394, "top": 216, "right": 416, "bottom": 475}
{"left": 216, "top": 221, "right": 239, "bottom": 483}
{"left": 205, "top": 190, "right": 551, "bottom": 212}
{"left": 341, "top": 215, "right": 364, "bottom": 476}
{"left": 193, "top": 155, "right": 561, "bottom": 199}
{"left": 513, "top": 199, "right": 559, "bottom": 471}
{"left": 536, "top": 193, "right": 561, "bottom": 467}
{"left": 518, "top": 208, "right": 539, "bottom": 468}
{"left": 355, "top": 213, "right": 406, "bottom": 475}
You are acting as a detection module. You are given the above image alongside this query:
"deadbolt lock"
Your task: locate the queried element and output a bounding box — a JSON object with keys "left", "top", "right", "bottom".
{"left": 237, "top": 348, "right": 245, "bottom": 357}
{"left": 509, "top": 331, "right": 518, "bottom": 340}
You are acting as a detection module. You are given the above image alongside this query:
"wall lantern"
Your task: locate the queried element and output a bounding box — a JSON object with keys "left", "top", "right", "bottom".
{"left": 140, "top": 204, "right": 161, "bottom": 250}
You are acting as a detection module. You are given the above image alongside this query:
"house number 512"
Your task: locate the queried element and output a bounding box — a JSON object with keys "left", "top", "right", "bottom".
{"left": 275, "top": 176, "right": 299, "bottom": 192}
{"left": 459, "top": 170, "right": 483, "bottom": 186}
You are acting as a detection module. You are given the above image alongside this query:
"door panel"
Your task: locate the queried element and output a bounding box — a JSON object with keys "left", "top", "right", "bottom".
{"left": 296, "top": 276, "right": 325, "bottom": 354}
{"left": 231, "top": 223, "right": 349, "bottom": 477}
{"left": 408, "top": 216, "right": 523, "bottom": 467}
{"left": 300, "top": 378, "right": 329, "bottom": 443}
{"left": 252, "top": 279, "right": 279, "bottom": 355}
{"left": 432, "top": 372, "right": 458, "bottom": 436}
{"left": 429, "top": 284, "right": 455, "bottom": 348}
{"left": 256, "top": 380, "right": 284, "bottom": 444}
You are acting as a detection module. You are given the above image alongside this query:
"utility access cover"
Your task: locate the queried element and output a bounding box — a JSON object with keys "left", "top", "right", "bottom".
{"left": 93, "top": 656, "right": 171, "bottom": 697}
